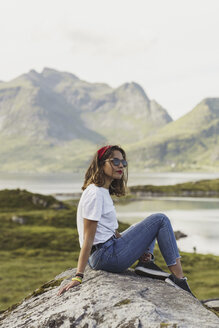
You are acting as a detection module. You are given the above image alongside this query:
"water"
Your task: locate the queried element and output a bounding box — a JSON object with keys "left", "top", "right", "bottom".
{"left": 0, "top": 172, "right": 84, "bottom": 194}
{"left": 0, "top": 171, "right": 218, "bottom": 255}
{"left": 0, "top": 171, "right": 219, "bottom": 194}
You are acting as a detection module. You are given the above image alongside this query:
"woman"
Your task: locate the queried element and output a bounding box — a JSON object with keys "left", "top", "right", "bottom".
{"left": 58, "top": 145, "right": 194, "bottom": 296}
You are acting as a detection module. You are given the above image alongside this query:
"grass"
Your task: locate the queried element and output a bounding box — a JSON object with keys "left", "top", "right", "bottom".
{"left": 0, "top": 250, "right": 78, "bottom": 311}
{"left": 0, "top": 188, "right": 218, "bottom": 313}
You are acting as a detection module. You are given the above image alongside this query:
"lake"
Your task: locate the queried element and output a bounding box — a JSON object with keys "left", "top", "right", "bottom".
{"left": 0, "top": 171, "right": 219, "bottom": 255}
{"left": 1, "top": 171, "right": 219, "bottom": 194}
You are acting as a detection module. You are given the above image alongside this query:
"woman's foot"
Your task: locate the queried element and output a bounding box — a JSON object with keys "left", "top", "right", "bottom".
{"left": 135, "top": 252, "right": 170, "bottom": 280}
{"left": 165, "top": 274, "right": 196, "bottom": 297}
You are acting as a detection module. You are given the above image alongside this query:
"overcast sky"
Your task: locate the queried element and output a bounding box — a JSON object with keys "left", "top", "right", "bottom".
{"left": 0, "top": 0, "right": 219, "bottom": 119}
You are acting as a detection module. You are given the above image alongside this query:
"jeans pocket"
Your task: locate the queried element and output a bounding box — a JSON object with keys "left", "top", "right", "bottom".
{"left": 89, "top": 248, "right": 104, "bottom": 269}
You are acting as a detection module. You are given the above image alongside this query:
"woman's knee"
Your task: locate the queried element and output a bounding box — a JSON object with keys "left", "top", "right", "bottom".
{"left": 158, "top": 212, "right": 171, "bottom": 223}
{"left": 146, "top": 212, "right": 171, "bottom": 225}
{"left": 158, "top": 212, "right": 170, "bottom": 219}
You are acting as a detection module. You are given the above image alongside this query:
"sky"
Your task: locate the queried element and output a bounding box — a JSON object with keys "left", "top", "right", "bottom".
{"left": 0, "top": 0, "right": 219, "bottom": 120}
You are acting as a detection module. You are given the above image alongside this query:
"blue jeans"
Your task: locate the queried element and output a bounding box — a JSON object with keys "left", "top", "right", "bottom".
{"left": 88, "top": 213, "right": 181, "bottom": 273}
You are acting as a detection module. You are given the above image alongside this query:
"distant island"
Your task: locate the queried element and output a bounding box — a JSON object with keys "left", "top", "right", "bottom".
{"left": 128, "top": 178, "right": 219, "bottom": 198}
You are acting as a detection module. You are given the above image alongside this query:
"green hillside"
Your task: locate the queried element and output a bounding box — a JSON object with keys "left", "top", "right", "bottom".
{"left": 0, "top": 135, "right": 96, "bottom": 173}
{"left": 127, "top": 98, "right": 219, "bottom": 171}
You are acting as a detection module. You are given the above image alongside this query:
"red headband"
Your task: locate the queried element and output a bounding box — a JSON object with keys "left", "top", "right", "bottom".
{"left": 97, "top": 145, "right": 112, "bottom": 159}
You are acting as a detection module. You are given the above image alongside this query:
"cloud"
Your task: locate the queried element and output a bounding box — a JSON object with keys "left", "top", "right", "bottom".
{"left": 63, "top": 26, "right": 159, "bottom": 59}
{"left": 65, "top": 28, "right": 106, "bottom": 46}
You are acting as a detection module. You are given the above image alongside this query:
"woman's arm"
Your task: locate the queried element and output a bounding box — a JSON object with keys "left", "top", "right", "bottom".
{"left": 76, "top": 219, "right": 98, "bottom": 274}
{"left": 57, "top": 219, "right": 98, "bottom": 296}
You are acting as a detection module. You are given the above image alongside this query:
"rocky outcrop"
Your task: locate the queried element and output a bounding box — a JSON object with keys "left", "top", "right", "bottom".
{"left": 11, "top": 215, "right": 26, "bottom": 224}
{"left": 1, "top": 267, "right": 219, "bottom": 328}
{"left": 174, "top": 230, "right": 187, "bottom": 240}
{"left": 202, "top": 299, "right": 219, "bottom": 312}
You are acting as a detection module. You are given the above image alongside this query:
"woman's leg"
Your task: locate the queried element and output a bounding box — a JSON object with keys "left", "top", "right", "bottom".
{"left": 121, "top": 224, "right": 156, "bottom": 260}
{"left": 99, "top": 213, "right": 183, "bottom": 276}
{"left": 168, "top": 258, "right": 183, "bottom": 278}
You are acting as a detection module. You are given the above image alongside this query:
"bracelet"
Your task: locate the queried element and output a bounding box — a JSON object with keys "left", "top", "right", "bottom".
{"left": 72, "top": 277, "right": 82, "bottom": 283}
{"left": 75, "top": 273, "right": 84, "bottom": 278}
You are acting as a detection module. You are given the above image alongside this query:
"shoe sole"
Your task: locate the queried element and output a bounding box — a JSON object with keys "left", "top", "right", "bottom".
{"left": 165, "top": 277, "right": 182, "bottom": 290}
{"left": 135, "top": 266, "right": 170, "bottom": 280}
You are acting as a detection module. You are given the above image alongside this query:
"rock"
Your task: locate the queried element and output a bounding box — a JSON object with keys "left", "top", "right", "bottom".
{"left": 0, "top": 267, "right": 219, "bottom": 328}
{"left": 32, "top": 195, "right": 48, "bottom": 208}
{"left": 31, "top": 195, "right": 65, "bottom": 210}
{"left": 174, "top": 230, "right": 187, "bottom": 240}
{"left": 202, "top": 299, "right": 219, "bottom": 311}
{"left": 11, "top": 215, "right": 25, "bottom": 225}
{"left": 49, "top": 203, "right": 66, "bottom": 210}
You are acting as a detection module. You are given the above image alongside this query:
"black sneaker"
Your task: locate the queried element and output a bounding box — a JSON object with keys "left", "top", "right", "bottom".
{"left": 165, "top": 274, "right": 196, "bottom": 297}
{"left": 135, "top": 260, "right": 170, "bottom": 280}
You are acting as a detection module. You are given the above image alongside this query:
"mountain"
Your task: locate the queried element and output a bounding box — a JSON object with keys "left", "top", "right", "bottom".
{"left": 0, "top": 68, "right": 172, "bottom": 144}
{"left": 128, "top": 98, "right": 219, "bottom": 171}
{"left": 0, "top": 69, "right": 105, "bottom": 143}
{"left": 77, "top": 81, "right": 172, "bottom": 143}
{"left": 0, "top": 68, "right": 218, "bottom": 172}
{"left": 0, "top": 68, "right": 172, "bottom": 173}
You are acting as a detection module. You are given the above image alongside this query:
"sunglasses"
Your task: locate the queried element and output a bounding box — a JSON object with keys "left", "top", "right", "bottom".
{"left": 106, "top": 158, "right": 128, "bottom": 167}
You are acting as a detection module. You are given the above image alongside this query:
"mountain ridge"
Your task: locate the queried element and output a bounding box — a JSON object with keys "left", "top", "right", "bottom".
{"left": 0, "top": 68, "right": 172, "bottom": 144}
{"left": 128, "top": 97, "right": 219, "bottom": 170}
{"left": 0, "top": 68, "right": 218, "bottom": 172}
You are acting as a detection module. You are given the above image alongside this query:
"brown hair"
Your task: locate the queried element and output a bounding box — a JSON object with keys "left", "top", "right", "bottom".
{"left": 82, "top": 145, "right": 128, "bottom": 196}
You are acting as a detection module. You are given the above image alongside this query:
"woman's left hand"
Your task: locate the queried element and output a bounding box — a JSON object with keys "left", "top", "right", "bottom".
{"left": 57, "top": 280, "right": 81, "bottom": 296}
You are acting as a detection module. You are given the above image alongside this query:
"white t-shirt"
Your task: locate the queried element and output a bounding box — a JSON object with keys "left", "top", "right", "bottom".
{"left": 77, "top": 183, "right": 118, "bottom": 248}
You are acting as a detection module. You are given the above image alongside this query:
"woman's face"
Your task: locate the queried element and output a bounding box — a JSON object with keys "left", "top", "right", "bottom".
{"left": 103, "top": 150, "right": 125, "bottom": 180}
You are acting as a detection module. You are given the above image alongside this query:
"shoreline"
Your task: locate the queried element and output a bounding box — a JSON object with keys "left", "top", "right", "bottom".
{"left": 52, "top": 178, "right": 219, "bottom": 201}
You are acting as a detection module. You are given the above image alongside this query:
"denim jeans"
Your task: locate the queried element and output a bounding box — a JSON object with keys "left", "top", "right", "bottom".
{"left": 88, "top": 213, "right": 180, "bottom": 273}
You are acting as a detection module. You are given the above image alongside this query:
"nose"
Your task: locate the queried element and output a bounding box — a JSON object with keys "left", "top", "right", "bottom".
{"left": 118, "top": 160, "right": 124, "bottom": 168}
